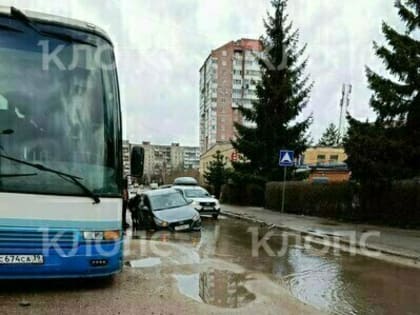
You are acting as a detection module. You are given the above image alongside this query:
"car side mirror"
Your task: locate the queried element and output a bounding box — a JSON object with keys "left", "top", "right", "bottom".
{"left": 187, "top": 199, "right": 194, "bottom": 204}
{"left": 211, "top": 195, "right": 216, "bottom": 198}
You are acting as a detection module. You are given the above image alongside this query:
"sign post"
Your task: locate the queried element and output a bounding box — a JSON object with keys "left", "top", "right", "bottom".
{"left": 279, "top": 150, "right": 294, "bottom": 213}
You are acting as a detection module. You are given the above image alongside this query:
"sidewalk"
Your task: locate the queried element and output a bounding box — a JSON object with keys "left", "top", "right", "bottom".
{"left": 221, "top": 204, "right": 420, "bottom": 268}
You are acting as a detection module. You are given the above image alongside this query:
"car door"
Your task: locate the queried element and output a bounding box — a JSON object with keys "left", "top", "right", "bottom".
{"left": 141, "top": 196, "right": 155, "bottom": 228}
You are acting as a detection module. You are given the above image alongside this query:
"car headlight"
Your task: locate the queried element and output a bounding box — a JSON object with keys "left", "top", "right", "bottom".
{"left": 192, "top": 213, "right": 200, "bottom": 221}
{"left": 83, "top": 230, "right": 121, "bottom": 241}
{"left": 192, "top": 200, "right": 202, "bottom": 210}
{"left": 154, "top": 217, "right": 169, "bottom": 227}
{"left": 215, "top": 200, "right": 220, "bottom": 208}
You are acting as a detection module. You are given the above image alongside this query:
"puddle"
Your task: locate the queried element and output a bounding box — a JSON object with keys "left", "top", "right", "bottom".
{"left": 174, "top": 270, "right": 256, "bottom": 308}
{"left": 128, "top": 257, "right": 162, "bottom": 268}
{"left": 125, "top": 217, "right": 420, "bottom": 314}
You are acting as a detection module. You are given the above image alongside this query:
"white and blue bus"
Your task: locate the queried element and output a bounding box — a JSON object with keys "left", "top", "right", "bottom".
{"left": 0, "top": 7, "right": 125, "bottom": 278}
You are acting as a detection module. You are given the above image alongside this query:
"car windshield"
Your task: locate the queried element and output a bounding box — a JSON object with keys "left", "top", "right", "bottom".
{"left": 184, "top": 188, "right": 210, "bottom": 198}
{"left": 0, "top": 18, "right": 121, "bottom": 196}
{"left": 150, "top": 192, "right": 188, "bottom": 211}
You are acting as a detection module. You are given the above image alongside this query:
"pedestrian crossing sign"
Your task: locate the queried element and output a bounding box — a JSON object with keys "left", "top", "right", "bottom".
{"left": 279, "top": 150, "right": 294, "bottom": 167}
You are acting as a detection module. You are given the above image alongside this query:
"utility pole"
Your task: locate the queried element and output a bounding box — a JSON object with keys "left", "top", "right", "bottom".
{"left": 338, "top": 84, "right": 352, "bottom": 143}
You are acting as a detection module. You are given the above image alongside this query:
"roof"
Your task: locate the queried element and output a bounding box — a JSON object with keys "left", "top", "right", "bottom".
{"left": 172, "top": 185, "right": 206, "bottom": 191}
{"left": 173, "top": 177, "right": 198, "bottom": 185}
{"left": 0, "top": 6, "right": 112, "bottom": 45}
{"left": 142, "top": 188, "right": 180, "bottom": 197}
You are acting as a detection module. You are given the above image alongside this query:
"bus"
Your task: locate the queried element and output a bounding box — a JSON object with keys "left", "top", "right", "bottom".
{"left": 0, "top": 7, "right": 124, "bottom": 278}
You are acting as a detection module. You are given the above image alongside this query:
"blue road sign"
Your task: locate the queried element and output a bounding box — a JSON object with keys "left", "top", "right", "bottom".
{"left": 279, "top": 150, "right": 294, "bottom": 167}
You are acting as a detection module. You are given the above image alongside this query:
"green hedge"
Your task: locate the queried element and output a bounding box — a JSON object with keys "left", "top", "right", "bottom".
{"left": 220, "top": 180, "right": 420, "bottom": 228}
{"left": 356, "top": 182, "right": 420, "bottom": 228}
{"left": 220, "top": 183, "right": 265, "bottom": 206}
{"left": 265, "top": 181, "right": 420, "bottom": 228}
{"left": 265, "top": 181, "right": 354, "bottom": 219}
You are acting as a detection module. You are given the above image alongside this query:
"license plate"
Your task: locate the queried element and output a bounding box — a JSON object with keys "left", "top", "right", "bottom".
{"left": 203, "top": 207, "right": 214, "bottom": 211}
{"left": 174, "top": 224, "right": 190, "bottom": 231}
{"left": 0, "top": 255, "right": 44, "bottom": 265}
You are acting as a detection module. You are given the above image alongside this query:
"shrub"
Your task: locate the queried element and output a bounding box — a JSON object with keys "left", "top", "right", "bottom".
{"left": 221, "top": 183, "right": 265, "bottom": 206}
{"left": 265, "top": 181, "right": 353, "bottom": 219}
{"left": 265, "top": 181, "right": 420, "bottom": 228}
{"left": 357, "top": 181, "right": 420, "bottom": 228}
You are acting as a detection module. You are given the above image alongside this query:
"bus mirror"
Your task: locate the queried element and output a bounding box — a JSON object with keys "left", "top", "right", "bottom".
{"left": 130, "top": 146, "right": 144, "bottom": 178}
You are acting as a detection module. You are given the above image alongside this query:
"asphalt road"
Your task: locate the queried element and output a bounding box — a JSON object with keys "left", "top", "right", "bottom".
{"left": 1, "top": 216, "right": 419, "bottom": 315}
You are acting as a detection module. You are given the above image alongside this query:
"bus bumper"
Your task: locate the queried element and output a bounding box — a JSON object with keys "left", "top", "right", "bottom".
{"left": 0, "top": 241, "right": 123, "bottom": 279}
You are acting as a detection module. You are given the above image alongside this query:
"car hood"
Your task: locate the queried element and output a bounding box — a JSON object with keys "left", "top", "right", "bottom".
{"left": 153, "top": 205, "right": 198, "bottom": 222}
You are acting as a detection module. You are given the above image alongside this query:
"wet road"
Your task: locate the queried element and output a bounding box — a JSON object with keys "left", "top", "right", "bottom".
{"left": 1, "top": 217, "right": 420, "bottom": 314}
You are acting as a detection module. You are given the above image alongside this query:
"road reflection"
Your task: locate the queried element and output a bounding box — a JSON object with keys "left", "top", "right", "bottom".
{"left": 127, "top": 218, "right": 420, "bottom": 314}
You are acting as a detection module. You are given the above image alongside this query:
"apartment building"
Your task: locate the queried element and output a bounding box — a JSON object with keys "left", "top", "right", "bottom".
{"left": 183, "top": 146, "right": 201, "bottom": 170}
{"left": 126, "top": 142, "right": 200, "bottom": 182}
{"left": 199, "top": 38, "right": 264, "bottom": 153}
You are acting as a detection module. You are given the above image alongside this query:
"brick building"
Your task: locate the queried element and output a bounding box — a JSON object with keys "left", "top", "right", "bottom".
{"left": 199, "top": 39, "right": 264, "bottom": 154}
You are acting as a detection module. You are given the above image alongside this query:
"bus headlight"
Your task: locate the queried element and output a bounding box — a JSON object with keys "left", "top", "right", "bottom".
{"left": 83, "top": 231, "right": 104, "bottom": 240}
{"left": 83, "top": 230, "right": 120, "bottom": 241}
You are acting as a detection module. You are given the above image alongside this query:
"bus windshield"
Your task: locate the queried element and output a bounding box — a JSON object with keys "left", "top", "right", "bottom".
{"left": 0, "top": 20, "right": 121, "bottom": 197}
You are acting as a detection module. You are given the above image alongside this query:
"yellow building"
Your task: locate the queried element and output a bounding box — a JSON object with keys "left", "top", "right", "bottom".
{"left": 199, "top": 142, "right": 235, "bottom": 182}
{"left": 303, "top": 146, "right": 347, "bottom": 165}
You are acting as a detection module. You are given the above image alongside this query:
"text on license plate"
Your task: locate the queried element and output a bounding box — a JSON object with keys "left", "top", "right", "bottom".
{"left": 174, "top": 224, "right": 190, "bottom": 231}
{"left": 0, "top": 255, "right": 44, "bottom": 264}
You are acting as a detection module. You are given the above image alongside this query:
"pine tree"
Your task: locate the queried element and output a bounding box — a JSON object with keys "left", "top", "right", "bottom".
{"left": 318, "top": 123, "right": 340, "bottom": 146}
{"left": 344, "top": 0, "right": 420, "bottom": 183}
{"left": 232, "top": 0, "right": 312, "bottom": 181}
{"left": 203, "top": 151, "right": 230, "bottom": 198}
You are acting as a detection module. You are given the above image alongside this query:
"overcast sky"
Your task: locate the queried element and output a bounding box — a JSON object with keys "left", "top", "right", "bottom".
{"left": 4, "top": 0, "right": 402, "bottom": 146}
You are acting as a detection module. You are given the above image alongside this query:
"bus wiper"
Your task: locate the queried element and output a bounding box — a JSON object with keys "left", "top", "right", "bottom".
{"left": 10, "top": 7, "right": 97, "bottom": 47}
{"left": 0, "top": 173, "right": 37, "bottom": 178}
{"left": 0, "top": 153, "right": 100, "bottom": 204}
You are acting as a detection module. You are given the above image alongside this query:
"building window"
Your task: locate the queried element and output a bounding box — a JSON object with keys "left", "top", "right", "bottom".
{"left": 330, "top": 155, "right": 339, "bottom": 162}
{"left": 317, "top": 155, "right": 326, "bottom": 162}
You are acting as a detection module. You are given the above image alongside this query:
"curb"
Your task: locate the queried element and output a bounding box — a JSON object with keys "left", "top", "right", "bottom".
{"left": 221, "top": 210, "right": 420, "bottom": 269}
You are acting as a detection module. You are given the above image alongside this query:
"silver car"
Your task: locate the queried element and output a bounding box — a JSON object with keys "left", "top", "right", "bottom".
{"left": 173, "top": 186, "right": 221, "bottom": 219}
{"left": 133, "top": 188, "right": 202, "bottom": 232}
